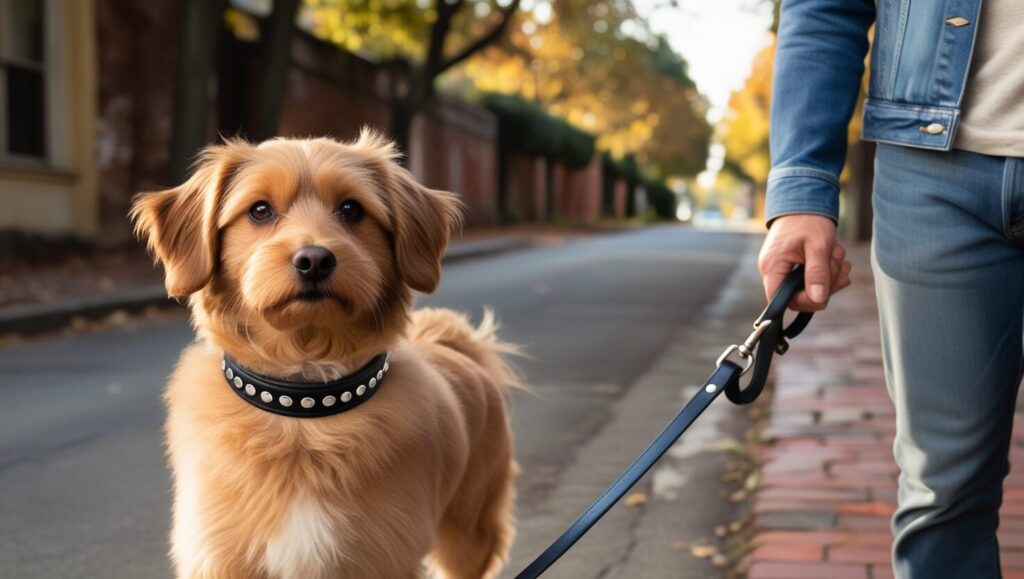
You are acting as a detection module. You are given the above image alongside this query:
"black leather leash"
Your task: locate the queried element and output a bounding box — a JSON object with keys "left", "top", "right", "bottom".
{"left": 515, "top": 266, "right": 813, "bottom": 578}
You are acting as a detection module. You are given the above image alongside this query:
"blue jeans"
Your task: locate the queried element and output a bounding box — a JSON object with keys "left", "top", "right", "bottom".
{"left": 872, "top": 143, "right": 1024, "bottom": 578}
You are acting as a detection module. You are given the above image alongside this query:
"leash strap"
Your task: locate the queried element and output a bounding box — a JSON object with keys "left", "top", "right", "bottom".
{"left": 515, "top": 266, "right": 812, "bottom": 578}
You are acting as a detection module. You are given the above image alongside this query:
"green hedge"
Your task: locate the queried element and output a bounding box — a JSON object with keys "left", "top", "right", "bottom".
{"left": 481, "top": 93, "right": 596, "bottom": 169}
{"left": 603, "top": 152, "right": 638, "bottom": 183}
{"left": 640, "top": 175, "right": 677, "bottom": 219}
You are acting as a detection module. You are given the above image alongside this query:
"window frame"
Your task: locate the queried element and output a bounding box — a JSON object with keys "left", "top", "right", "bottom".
{"left": 0, "top": 0, "right": 60, "bottom": 168}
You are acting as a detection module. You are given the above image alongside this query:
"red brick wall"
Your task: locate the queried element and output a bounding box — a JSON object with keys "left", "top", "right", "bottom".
{"left": 613, "top": 180, "right": 628, "bottom": 218}
{"left": 260, "top": 33, "right": 500, "bottom": 226}
{"left": 506, "top": 152, "right": 545, "bottom": 221}
{"left": 409, "top": 100, "right": 498, "bottom": 226}
{"left": 274, "top": 33, "right": 392, "bottom": 139}
{"left": 557, "top": 156, "right": 601, "bottom": 222}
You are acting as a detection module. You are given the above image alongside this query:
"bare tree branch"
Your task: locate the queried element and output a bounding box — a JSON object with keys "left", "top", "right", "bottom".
{"left": 424, "top": 0, "right": 466, "bottom": 77}
{"left": 437, "top": 0, "right": 521, "bottom": 77}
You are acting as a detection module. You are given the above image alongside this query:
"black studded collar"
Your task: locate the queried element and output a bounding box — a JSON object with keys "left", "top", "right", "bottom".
{"left": 222, "top": 353, "right": 389, "bottom": 418}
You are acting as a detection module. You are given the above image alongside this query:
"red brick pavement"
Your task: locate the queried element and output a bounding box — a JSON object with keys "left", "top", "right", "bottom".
{"left": 745, "top": 245, "right": 1024, "bottom": 579}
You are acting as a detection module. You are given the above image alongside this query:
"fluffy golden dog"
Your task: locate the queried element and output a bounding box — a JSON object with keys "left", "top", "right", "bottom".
{"left": 131, "top": 132, "right": 518, "bottom": 579}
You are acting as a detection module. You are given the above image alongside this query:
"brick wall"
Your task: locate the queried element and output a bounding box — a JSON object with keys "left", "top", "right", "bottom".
{"left": 89, "top": 4, "right": 606, "bottom": 243}
{"left": 556, "top": 156, "right": 601, "bottom": 222}
{"left": 506, "top": 152, "right": 545, "bottom": 222}
{"left": 223, "top": 30, "right": 500, "bottom": 226}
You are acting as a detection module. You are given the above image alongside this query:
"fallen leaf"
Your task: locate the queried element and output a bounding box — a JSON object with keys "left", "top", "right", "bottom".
{"left": 690, "top": 544, "right": 717, "bottom": 558}
{"left": 721, "top": 471, "right": 742, "bottom": 482}
{"left": 712, "top": 437, "right": 744, "bottom": 453}
{"left": 624, "top": 492, "right": 647, "bottom": 507}
{"left": 744, "top": 471, "right": 760, "bottom": 492}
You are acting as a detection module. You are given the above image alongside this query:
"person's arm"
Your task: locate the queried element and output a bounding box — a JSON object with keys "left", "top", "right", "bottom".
{"left": 759, "top": 0, "right": 873, "bottom": 310}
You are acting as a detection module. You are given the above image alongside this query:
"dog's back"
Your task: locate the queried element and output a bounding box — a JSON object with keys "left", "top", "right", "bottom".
{"left": 408, "top": 308, "right": 520, "bottom": 578}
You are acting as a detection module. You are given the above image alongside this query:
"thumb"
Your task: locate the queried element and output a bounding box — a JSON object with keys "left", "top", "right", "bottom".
{"left": 804, "top": 240, "right": 832, "bottom": 304}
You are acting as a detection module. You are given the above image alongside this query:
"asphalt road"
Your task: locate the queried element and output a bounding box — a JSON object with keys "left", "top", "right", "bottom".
{"left": 0, "top": 225, "right": 760, "bottom": 578}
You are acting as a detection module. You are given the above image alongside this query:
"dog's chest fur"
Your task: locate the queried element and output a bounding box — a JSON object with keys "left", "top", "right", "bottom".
{"left": 165, "top": 344, "right": 465, "bottom": 578}
{"left": 263, "top": 497, "right": 338, "bottom": 579}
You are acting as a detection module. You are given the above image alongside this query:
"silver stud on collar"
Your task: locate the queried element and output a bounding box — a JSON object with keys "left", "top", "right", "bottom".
{"left": 356, "top": 384, "right": 367, "bottom": 396}
{"left": 384, "top": 362, "right": 390, "bottom": 373}
{"left": 260, "top": 391, "right": 273, "bottom": 403}
{"left": 233, "top": 376, "right": 243, "bottom": 389}
{"left": 341, "top": 391, "right": 353, "bottom": 403}
{"left": 376, "top": 370, "right": 384, "bottom": 381}
{"left": 322, "top": 395, "right": 336, "bottom": 407}
{"left": 279, "top": 395, "right": 293, "bottom": 408}
{"left": 301, "top": 397, "right": 315, "bottom": 409}
{"left": 221, "top": 359, "right": 226, "bottom": 371}
{"left": 244, "top": 384, "right": 256, "bottom": 396}
{"left": 369, "top": 377, "right": 377, "bottom": 389}
{"left": 226, "top": 368, "right": 234, "bottom": 381}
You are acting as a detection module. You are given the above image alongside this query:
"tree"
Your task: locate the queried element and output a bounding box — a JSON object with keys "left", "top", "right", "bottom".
{"left": 251, "top": 0, "right": 303, "bottom": 141}
{"left": 170, "top": 0, "right": 304, "bottom": 181}
{"left": 444, "top": 0, "right": 711, "bottom": 179}
{"left": 169, "top": 0, "right": 226, "bottom": 183}
{"left": 305, "top": 0, "right": 522, "bottom": 156}
{"left": 720, "top": 38, "right": 774, "bottom": 188}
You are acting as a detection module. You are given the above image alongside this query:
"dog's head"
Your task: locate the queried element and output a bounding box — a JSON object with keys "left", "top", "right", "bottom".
{"left": 131, "top": 132, "right": 462, "bottom": 366}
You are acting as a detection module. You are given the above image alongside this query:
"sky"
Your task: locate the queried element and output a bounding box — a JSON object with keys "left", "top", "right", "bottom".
{"left": 634, "top": 0, "right": 775, "bottom": 122}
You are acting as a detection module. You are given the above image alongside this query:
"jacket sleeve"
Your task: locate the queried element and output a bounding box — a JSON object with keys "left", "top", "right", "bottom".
{"left": 765, "top": 0, "right": 875, "bottom": 226}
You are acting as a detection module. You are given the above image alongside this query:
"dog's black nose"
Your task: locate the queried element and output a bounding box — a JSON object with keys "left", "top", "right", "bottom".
{"left": 292, "top": 246, "right": 336, "bottom": 282}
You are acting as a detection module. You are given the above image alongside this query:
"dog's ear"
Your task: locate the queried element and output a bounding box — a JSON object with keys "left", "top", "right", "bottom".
{"left": 130, "top": 143, "right": 247, "bottom": 298}
{"left": 386, "top": 165, "right": 463, "bottom": 294}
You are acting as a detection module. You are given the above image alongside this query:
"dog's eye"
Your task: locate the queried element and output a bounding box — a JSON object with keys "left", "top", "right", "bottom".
{"left": 248, "top": 201, "right": 275, "bottom": 223}
{"left": 336, "top": 200, "right": 364, "bottom": 223}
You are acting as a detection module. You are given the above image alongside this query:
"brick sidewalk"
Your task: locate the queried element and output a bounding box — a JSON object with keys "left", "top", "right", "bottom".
{"left": 745, "top": 245, "right": 1024, "bottom": 579}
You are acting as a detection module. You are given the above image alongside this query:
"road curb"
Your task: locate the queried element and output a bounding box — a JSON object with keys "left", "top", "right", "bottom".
{"left": 0, "top": 237, "right": 536, "bottom": 336}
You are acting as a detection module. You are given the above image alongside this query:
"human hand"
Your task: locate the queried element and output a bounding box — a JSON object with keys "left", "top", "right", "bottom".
{"left": 758, "top": 214, "right": 852, "bottom": 312}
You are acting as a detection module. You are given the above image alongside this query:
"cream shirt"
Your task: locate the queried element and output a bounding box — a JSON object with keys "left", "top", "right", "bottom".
{"left": 954, "top": 0, "right": 1024, "bottom": 157}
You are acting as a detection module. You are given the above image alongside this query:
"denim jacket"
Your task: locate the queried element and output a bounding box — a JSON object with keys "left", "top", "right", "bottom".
{"left": 765, "top": 0, "right": 983, "bottom": 225}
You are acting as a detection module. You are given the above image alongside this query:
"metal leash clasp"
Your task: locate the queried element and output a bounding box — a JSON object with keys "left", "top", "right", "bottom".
{"left": 716, "top": 319, "right": 772, "bottom": 375}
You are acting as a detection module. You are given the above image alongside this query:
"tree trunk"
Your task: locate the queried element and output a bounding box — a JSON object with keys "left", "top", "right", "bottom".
{"left": 168, "top": 0, "right": 224, "bottom": 183}
{"left": 390, "top": 102, "right": 416, "bottom": 165}
{"left": 496, "top": 140, "right": 511, "bottom": 223}
{"left": 250, "top": 0, "right": 301, "bottom": 142}
{"left": 544, "top": 158, "right": 555, "bottom": 222}
{"left": 386, "top": 0, "right": 521, "bottom": 167}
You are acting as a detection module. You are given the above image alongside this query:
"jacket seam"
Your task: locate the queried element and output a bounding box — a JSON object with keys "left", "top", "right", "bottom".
{"left": 864, "top": 98, "right": 957, "bottom": 116}
{"left": 861, "top": 132, "right": 953, "bottom": 152}
{"left": 886, "top": 0, "right": 910, "bottom": 96}
{"left": 768, "top": 168, "right": 840, "bottom": 188}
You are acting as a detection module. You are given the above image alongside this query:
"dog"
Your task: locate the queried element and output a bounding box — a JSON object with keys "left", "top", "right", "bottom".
{"left": 130, "top": 132, "right": 519, "bottom": 579}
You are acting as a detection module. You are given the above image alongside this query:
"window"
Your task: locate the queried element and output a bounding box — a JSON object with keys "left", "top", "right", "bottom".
{"left": 0, "top": 0, "right": 47, "bottom": 160}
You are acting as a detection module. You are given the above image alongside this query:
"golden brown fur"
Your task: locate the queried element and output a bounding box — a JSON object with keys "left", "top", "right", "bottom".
{"left": 131, "top": 132, "right": 518, "bottom": 578}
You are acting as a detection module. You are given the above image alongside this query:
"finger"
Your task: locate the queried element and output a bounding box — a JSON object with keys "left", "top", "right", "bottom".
{"left": 803, "top": 239, "right": 833, "bottom": 305}
{"left": 832, "top": 261, "right": 853, "bottom": 294}
{"left": 761, "top": 258, "right": 793, "bottom": 304}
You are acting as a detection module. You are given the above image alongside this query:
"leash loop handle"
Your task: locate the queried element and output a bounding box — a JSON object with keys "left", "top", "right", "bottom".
{"left": 724, "top": 266, "right": 813, "bottom": 405}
